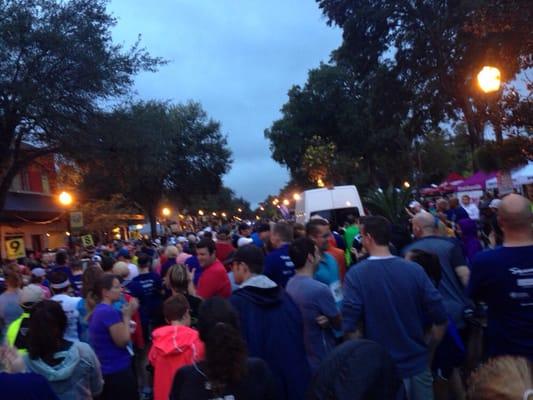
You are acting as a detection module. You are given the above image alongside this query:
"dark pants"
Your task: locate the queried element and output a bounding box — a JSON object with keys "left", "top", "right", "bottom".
{"left": 98, "top": 366, "right": 139, "bottom": 400}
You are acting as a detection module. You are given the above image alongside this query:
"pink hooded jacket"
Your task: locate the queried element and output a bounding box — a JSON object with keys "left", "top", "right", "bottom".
{"left": 149, "top": 325, "right": 205, "bottom": 400}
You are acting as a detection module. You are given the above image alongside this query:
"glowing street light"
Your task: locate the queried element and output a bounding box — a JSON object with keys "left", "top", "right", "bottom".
{"left": 212, "top": 212, "right": 217, "bottom": 217}
{"left": 198, "top": 210, "right": 204, "bottom": 216}
{"left": 403, "top": 181, "right": 411, "bottom": 189}
{"left": 272, "top": 198, "right": 279, "bottom": 205}
{"left": 221, "top": 212, "right": 227, "bottom": 218}
{"left": 58, "top": 191, "right": 73, "bottom": 206}
{"left": 317, "top": 178, "right": 325, "bottom": 188}
{"left": 135, "top": 224, "right": 143, "bottom": 230}
{"left": 161, "top": 207, "right": 171, "bottom": 217}
{"left": 259, "top": 206, "right": 265, "bottom": 211}
{"left": 283, "top": 199, "right": 290, "bottom": 206}
{"left": 293, "top": 193, "right": 301, "bottom": 201}
{"left": 237, "top": 208, "right": 242, "bottom": 213}
{"left": 477, "top": 66, "right": 501, "bottom": 93}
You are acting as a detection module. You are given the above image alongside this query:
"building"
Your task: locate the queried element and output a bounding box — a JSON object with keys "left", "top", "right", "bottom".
{"left": 0, "top": 149, "right": 67, "bottom": 260}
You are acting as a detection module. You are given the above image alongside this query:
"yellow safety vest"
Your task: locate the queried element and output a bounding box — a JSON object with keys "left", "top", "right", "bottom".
{"left": 6, "top": 312, "right": 29, "bottom": 355}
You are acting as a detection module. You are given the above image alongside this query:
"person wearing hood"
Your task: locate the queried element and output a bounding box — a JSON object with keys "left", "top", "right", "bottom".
{"left": 24, "top": 300, "right": 103, "bottom": 400}
{"left": 170, "top": 297, "right": 278, "bottom": 399}
{"left": 229, "top": 244, "right": 311, "bottom": 400}
{"left": 1, "top": 345, "right": 59, "bottom": 400}
{"left": 149, "top": 294, "right": 204, "bottom": 400}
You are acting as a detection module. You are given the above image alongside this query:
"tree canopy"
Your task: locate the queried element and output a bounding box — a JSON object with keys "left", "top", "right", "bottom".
{"left": 0, "top": 0, "right": 163, "bottom": 209}
{"left": 316, "top": 0, "right": 531, "bottom": 163}
{"left": 75, "top": 100, "right": 232, "bottom": 236}
{"left": 266, "top": 1, "right": 531, "bottom": 192}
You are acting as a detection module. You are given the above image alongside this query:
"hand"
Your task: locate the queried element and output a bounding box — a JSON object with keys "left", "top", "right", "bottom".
{"left": 0, "top": 346, "right": 25, "bottom": 373}
{"left": 128, "top": 298, "right": 139, "bottom": 313}
{"left": 316, "top": 315, "right": 329, "bottom": 328}
{"left": 122, "top": 298, "right": 138, "bottom": 318}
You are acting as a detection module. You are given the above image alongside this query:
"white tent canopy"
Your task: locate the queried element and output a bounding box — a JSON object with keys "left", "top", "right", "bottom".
{"left": 486, "top": 162, "right": 533, "bottom": 190}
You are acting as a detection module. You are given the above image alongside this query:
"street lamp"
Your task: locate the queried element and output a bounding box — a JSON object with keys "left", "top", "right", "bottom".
{"left": 403, "top": 181, "right": 411, "bottom": 189}
{"left": 58, "top": 191, "right": 74, "bottom": 250}
{"left": 198, "top": 210, "right": 204, "bottom": 216}
{"left": 161, "top": 207, "right": 171, "bottom": 217}
{"left": 477, "top": 66, "right": 501, "bottom": 93}
{"left": 293, "top": 193, "right": 301, "bottom": 201}
{"left": 58, "top": 191, "right": 73, "bottom": 206}
{"left": 283, "top": 199, "right": 290, "bottom": 206}
{"left": 317, "top": 178, "right": 325, "bottom": 188}
{"left": 237, "top": 208, "right": 242, "bottom": 213}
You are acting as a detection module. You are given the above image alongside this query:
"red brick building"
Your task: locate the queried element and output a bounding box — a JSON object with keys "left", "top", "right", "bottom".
{"left": 0, "top": 150, "right": 67, "bottom": 259}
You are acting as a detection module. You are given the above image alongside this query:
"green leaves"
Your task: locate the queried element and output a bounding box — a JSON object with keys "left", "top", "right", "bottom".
{"left": 364, "top": 186, "right": 411, "bottom": 225}
{"left": 74, "top": 100, "right": 232, "bottom": 235}
{"left": 0, "top": 0, "right": 164, "bottom": 209}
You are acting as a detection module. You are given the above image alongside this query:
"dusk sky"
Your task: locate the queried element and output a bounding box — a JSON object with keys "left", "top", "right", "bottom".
{"left": 107, "top": 1, "right": 341, "bottom": 206}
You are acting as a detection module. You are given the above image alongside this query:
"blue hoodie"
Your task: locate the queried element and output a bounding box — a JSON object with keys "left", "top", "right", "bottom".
{"left": 230, "top": 275, "right": 311, "bottom": 400}
{"left": 24, "top": 341, "right": 103, "bottom": 400}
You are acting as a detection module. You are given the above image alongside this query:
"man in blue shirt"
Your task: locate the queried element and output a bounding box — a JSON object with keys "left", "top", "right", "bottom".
{"left": 306, "top": 218, "right": 342, "bottom": 308}
{"left": 263, "top": 222, "right": 295, "bottom": 287}
{"left": 343, "top": 216, "right": 448, "bottom": 400}
{"left": 403, "top": 211, "right": 472, "bottom": 330}
{"left": 287, "top": 237, "right": 340, "bottom": 373}
{"left": 469, "top": 194, "right": 533, "bottom": 360}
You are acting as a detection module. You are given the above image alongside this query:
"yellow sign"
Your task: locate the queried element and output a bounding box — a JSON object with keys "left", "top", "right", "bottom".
{"left": 6, "top": 237, "right": 25, "bottom": 260}
{"left": 81, "top": 234, "right": 94, "bottom": 248}
{"left": 70, "top": 212, "right": 84, "bottom": 229}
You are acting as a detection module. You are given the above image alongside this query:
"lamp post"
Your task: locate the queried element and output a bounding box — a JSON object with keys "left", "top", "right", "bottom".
{"left": 477, "top": 65, "right": 502, "bottom": 144}
{"left": 58, "top": 191, "right": 74, "bottom": 250}
{"left": 477, "top": 65, "right": 513, "bottom": 194}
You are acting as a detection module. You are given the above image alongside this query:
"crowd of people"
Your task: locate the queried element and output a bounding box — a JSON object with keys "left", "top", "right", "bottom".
{"left": 0, "top": 192, "right": 532, "bottom": 400}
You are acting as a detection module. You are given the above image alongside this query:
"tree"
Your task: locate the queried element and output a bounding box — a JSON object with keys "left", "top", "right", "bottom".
{"left": 316, "top": 0, "right": 532, "bottom": 168}
{"left": 265, "top": 62, "right": 413, "bottom": 191}
{"left": 415, "top": 128, "right": 472, "bottom": 185}
{"left": 0, "top": 0, "right": 164, "bottom": 209}
{"left": 364, "top": 186, "right": 411, "bottom": 225}
{"left": 75, "top": 101, "right": 232, "bottom": 237}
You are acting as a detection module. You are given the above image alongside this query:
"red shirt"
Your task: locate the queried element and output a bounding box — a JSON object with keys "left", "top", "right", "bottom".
{"left": 196, "top": 259, "right": 231, "bottom": 299}
{"left": 215, "top": 242, "right": 235, "bottom": 269}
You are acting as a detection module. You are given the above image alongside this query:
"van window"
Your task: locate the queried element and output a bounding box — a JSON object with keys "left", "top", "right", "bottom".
{"left": 310, "top": 207, "right": 360, "bottom": 230}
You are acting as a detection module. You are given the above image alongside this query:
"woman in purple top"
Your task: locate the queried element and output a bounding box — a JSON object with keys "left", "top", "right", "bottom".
{"left": 89, "top": 274, "right": 139, "bottom": 400}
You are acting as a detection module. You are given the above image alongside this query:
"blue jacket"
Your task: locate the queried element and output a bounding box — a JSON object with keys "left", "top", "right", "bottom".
{"left": 230, "top": 276, "right": 311, "bottom": 400}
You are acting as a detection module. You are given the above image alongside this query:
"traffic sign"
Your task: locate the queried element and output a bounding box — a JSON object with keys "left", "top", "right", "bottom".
{"left": 81, "top": 234, "right": 94, "bottom": 248}
{"left": 6, "top": 237, "right": 25, "bottom": 260}
{"left": 70, "top": 212, "right": 84, "bottom": 229}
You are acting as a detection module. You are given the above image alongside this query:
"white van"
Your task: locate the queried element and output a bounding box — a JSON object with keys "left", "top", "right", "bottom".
{"left": 294, "top": 185, "right": 365, "bottom": 227}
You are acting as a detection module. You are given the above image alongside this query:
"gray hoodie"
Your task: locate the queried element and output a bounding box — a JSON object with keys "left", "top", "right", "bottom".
{"left": 24, "top": 341, "right": 103, "bottom": 400}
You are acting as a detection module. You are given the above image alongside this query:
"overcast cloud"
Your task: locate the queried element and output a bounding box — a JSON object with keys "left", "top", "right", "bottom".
{"left": 107, "top": 0, "right": 341, "bottom": 205}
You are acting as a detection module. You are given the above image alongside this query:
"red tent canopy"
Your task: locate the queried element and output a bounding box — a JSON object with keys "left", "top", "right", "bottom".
{"left": 442, "top": 172, "right": 464, "bottom": 184}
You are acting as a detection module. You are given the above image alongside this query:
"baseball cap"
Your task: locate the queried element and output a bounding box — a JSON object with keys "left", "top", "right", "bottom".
{"left": 489, "top": 199, "right": 502, "bottom": 209}
{"left": 31, "top": 268, "right": 46, "bottom": 278}
{"left": 91, "top": 254, "right": 102, "bottom": 263}
{"left": 409, "top": 201, "right": 422, "bottom": 209}
{"left": 20, "top": 284, "right": 44, "bottom": 307}
{"left": 233, "top": 244, "right": 264, "bottom": 267}
{"left": 237, "top": 237, "right": 253, "bottom": 247}
{"left": 117, "top": 248, "right": 129, "bottom": 258}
